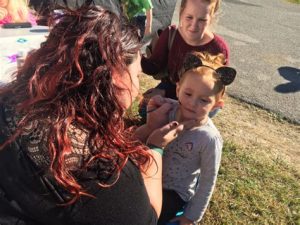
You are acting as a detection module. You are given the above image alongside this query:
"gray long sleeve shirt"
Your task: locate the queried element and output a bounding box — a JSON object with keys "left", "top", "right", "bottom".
{"left": 162, "top": 104, "right": 223, "bottom": 222}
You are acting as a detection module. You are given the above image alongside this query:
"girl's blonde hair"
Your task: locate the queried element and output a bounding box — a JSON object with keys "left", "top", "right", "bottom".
{"left": 180, "top": 0, "right": 221, "bottom": 25}
{"left": 179, "top": 52, "right": 226, "bottom": 98}
{"left": 0, "top": 0, "right": 30, "bottom": 22}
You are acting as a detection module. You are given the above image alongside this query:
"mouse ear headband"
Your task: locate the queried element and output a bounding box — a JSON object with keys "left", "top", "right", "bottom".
{"left": 182, "top": 53, "right": 237, "bottom": 86}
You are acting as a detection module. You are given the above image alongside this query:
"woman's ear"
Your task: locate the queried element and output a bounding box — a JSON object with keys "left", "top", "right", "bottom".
{"left": 176, "top": 82, "right": 180, "bottom": 98}
{"left": 111, "top": 68, "right": 125, "bottom": 86}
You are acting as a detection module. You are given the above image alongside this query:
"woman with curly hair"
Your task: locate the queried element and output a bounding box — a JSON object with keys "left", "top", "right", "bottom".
{"left": 0, "top": 4, "right": 187, "bottom": 225}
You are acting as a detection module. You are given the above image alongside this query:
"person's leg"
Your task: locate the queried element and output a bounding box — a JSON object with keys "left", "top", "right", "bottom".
{"left": 158, "top": 189, "right": 186, "bottom": 225}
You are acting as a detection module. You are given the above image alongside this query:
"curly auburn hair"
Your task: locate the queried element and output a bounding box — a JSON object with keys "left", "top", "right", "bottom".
{"left": 0, "top": 5, "right": 150, "bottom": 203}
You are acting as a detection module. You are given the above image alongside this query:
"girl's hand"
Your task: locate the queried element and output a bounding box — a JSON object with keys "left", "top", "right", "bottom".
{"left": 170, "top": 216, "right": 195, "bottom": 225}
{"left": 146, "top": 120, "right": 196, "bottom": 149}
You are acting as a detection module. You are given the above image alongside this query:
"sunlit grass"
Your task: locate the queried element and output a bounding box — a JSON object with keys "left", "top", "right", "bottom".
{"left": 287, "top": 0, "right": 300, "bottom": 3}
{"left": 200, "top": 141, "right": 300, "bottom": 224}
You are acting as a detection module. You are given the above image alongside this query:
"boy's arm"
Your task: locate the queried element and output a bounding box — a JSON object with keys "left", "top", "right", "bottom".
{"left": 144, "top": 8, "right": 152, "bottom": 36}
{"left": 183, "top": 136, "right": 223, "bottom": 222}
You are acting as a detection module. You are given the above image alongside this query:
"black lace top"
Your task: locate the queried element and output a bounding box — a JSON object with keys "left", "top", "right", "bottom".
{"left": 0, "top": 102, "right": 157, "bottom": 225}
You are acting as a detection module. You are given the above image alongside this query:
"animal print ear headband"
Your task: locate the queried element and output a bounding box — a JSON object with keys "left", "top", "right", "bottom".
{"left": 182, "top": 53, "right": 237, "bottom": 85}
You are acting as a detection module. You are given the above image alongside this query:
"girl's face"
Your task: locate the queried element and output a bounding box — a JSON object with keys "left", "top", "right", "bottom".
{"left": 179, "top": 0, "right": 213, "bottom": 44}
{"left": 176, "top": 70, "right": 221, "bottom": 122}
{"left": 115, "top": 53, "right": 141, "bottom": 109}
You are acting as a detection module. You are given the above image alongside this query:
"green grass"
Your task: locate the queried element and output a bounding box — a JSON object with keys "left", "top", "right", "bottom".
{"left": 287, "top": 0, "right": 300, "bottom": 3}
{"left": 199, "top": 141, "right": 300, "bottom": 224}
{"left": 135, "top": 75, "right": 300, "bottom": 224}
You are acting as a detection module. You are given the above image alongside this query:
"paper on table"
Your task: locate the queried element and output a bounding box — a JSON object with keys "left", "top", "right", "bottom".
{"left": 0, "top": 29, "right": 48, "bottom": 84}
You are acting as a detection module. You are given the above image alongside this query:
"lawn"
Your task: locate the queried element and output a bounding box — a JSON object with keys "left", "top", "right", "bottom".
{"left": 288, "top": 0, "right": 300, "bottom": 3}
{"left": 200, "top": 141, "right": 299, "bottom": 224}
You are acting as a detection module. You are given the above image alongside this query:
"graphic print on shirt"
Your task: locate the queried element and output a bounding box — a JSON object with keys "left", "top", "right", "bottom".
{"left": 164, "top": 139, "right": 195, "bottom": 179}
{"left": 173, "top": 141, "right": 194, "bottom": 159}
{"left": 185, "top": 142, "right": 193, "bottom": 152}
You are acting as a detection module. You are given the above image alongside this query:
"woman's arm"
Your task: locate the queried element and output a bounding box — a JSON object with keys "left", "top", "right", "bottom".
{"left": 142, "top": 147, "right": 163, "bottom": 217}
{"left": 135, "top": 96, "right": 189, "bottom": 217}
{"left": 142, "top": 121, "right": 187, "bottom": 217}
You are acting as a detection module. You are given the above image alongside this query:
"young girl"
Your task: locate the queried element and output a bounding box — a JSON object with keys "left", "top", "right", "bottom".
{"left": 0, "top": 0, "right": 36, "bottom": 25}
{"left": 159, "top": 51, "right": 236, "bottom": 225}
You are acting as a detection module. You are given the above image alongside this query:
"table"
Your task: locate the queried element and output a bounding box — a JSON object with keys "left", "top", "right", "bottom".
{"left": 0, "top": 26, "right": 49, "bottom": 84}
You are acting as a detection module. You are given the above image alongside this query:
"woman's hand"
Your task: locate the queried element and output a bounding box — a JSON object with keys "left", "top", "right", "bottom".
{"left": 146, "top": 95, "right": 176, "bottom": 131}
{"left": 142, "top": 120, "right": 195, "bottom": 218}
{"left": 146, "top": 120, "right": 196, "bottom": 149}
{"left": 135, "top": 95, "right": 176, "bottom": 143}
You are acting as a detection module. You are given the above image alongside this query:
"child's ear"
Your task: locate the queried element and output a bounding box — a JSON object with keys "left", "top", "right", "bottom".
{"left": 176, "top": 82, "right": 180, "bottom": 98}
{"left": 212, "top": 99, "right": 224, "bottom": 111}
